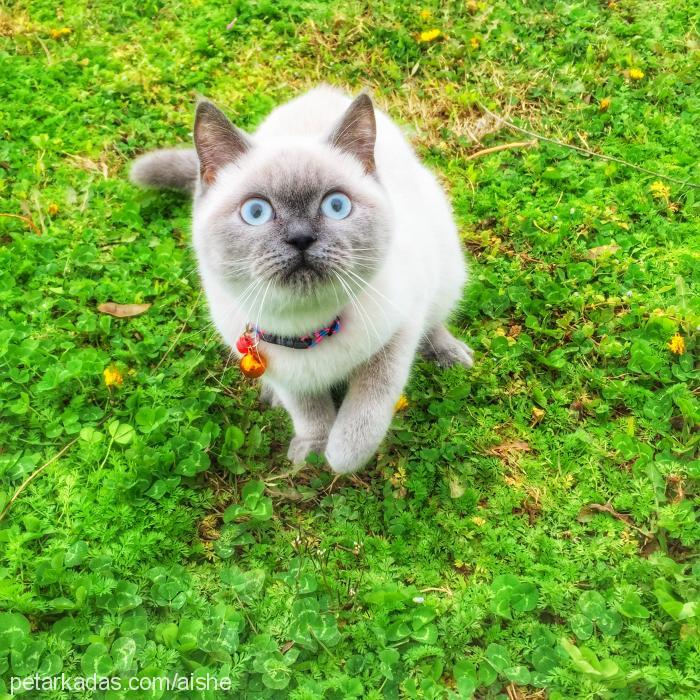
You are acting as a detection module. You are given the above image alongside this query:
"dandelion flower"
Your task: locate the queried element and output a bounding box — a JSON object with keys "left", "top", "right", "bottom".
{"left": 103, "top": 365, "right": 124, "bottom": 388}
{"left": 47, "top": 203, "right": 59, "bottom": 216}
{"left": 668, "top": 334, "right": 685, "bottom": 355}
{"left": 469, "top": 36, "right": 481, "bottom": 49}
{"left": 418, "top": 28, "right": 441, "bottom": 42}
{"left": 628, "top": 67, "right": 644, "bottom": 80}
{"left": 599, "top": 97, "right": 611, "bottom": 111}
{"left": 650, "top": 180, "right": 671, "bottom": 201}
{"left": 50, "top": 27, "right": 72, "bottom": 39}
{"left": 394, "top": 394, "right": 409, "bottom": 412}
{"left": 420, "top": 9, "right": 432, "bottom": 20}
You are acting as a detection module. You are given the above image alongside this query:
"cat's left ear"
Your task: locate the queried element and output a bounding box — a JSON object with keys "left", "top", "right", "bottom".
{"left": 329, "top": 94, "right": 376, "bottom": 174}
{"left": 194, "top": 100, "right": 251, "bottom": 186}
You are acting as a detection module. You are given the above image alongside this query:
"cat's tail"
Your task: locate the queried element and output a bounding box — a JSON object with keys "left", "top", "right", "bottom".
{"left": 129, "top": 148, "right": 198, "bottom": 193}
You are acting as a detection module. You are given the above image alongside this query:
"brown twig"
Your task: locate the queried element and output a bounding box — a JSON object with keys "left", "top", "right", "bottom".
{"left": 0, "top": 212, "right": 41, "bottom": 234}
{"left": 0, "top": 439, "right": 79, "bottom": 523}
{"left": 464, "top": 140, "right": 536, "bottom": 161}
{"left": 478, "top": 103, "right": 700, "bottom": 189}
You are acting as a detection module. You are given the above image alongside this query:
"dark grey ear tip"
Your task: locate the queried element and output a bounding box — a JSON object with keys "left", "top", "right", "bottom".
{"left": 195, "top": 99, "right": 221, "bottom": 119}
{"left": 354, "top": 93, "right": 374, "bottom": 109}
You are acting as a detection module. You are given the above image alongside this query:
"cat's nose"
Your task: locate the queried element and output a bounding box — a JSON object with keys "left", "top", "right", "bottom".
{"left": 285, "top": 233, "right": 316, "bottom": 251}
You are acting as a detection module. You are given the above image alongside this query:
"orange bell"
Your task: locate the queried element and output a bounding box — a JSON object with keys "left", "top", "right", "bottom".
{"left": 239, "top": 350, "right": 266, "bottom": 378}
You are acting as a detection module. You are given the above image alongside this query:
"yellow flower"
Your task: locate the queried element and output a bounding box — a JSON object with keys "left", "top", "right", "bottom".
{"left": 418, "top": 28, "right": 441, "bottom": 42}
{"left": 599, "top": 97, "right": 611, "bottom": 111}
{"left": 471, "top": 516, "right": 486, "bottom": 526}
{"left": 469, "top": 36, "right": 481, "bottom": 49}
{"left": 531, "top": 407, "right": 545, "bottom": 426}
{"left": 650, "top": 180, "right": 671, "bottom": 201}
{"left": 50, "top": 27, "right": 72, "bottom": 39}
{"left": 628, "top": 67, "right": 644, "bottom": 80}
{"left": 668, "top": 334, "right": 685, "bottom": 355}
{"left": 47, "top": 203, "right": 59, "bottom": 216}
{"left": 420, "top": 8, "right": 432, "bottom": 20}
{"left": 394, "top": 394, "right": 409, "bottom": 412}
{"left": 103, "top": 365, "right": 124, "bottom": 388}
{"left": 390, "top": 465, "right": 407, "bottom": 487}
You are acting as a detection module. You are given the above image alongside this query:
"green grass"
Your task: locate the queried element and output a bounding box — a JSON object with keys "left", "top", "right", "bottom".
{"left": 1, "top": 0, "right": 699, "bottom": 698}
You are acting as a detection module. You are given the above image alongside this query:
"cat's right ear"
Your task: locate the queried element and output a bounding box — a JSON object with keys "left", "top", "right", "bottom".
{"left": 329, "top": 94, "right": 376, "bottom": 174}
{"left": 194, "top": 100, "right": 251, "bottom": 186}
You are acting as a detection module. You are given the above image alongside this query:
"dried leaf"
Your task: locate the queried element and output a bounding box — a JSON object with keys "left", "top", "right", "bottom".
{"left": 449, "top": 476, "right": 465, "bottom": 499}
{"left": 487, "top": 441, "right": 531, "bottom": 459}
{"left": 97, "top": 302, "right": 151, "bottom": 318}
{"left": 577, "top": 502, "right": 650, "bottom": 536}
{"left": 585, "top": 244, "right": 620, "bottom": 259}
{"left": 66, "top": 154, "right": 109, "bottom": 178}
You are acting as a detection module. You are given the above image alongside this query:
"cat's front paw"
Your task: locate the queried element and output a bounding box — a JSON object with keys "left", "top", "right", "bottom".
{"left": 287, "top": 435, "right": 327, "bottom": 465}
{"left": 324, "top": 437, "right": 375, "bottom": 474}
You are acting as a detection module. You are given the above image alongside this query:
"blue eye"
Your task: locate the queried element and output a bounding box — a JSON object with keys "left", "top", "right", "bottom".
{"left": 321, "top": 192, "right": 352, "bottom": 220}
{"left": 240, "top": 198, "right": 274, "bottom": 226}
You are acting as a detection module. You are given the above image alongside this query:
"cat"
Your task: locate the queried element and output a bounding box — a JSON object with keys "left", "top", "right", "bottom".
{"left": 130, "top": 85, "right": 473, "bottom": 474}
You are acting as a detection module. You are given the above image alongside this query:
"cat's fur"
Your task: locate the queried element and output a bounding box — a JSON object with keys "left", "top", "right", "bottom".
{"left": 131, "top": 86, "right": 472, "bottom": 473}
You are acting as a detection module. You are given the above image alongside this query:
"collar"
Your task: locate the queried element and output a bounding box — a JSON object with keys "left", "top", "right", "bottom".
{"left": 253, "top": 316, "right": 341, "bottom": 349}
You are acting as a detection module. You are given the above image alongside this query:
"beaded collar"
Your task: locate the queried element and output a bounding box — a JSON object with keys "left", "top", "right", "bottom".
{"left": 254, "top": 316, "right": 342, "bottom": 349}
{"left": 235, "top": 317, "right": 342, "bottom": 378}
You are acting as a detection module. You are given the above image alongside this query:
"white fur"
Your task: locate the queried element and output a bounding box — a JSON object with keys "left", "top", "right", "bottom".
{"left": 192, "top": 86, "right": 468, "bottom": 472}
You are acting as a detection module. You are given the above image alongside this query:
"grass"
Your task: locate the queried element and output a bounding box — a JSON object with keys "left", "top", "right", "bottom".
{"left": 1, "top": 0, "right": 698, "bottom": 697}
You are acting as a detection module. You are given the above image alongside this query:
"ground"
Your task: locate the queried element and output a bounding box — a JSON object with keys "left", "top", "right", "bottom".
{"left": 1, "top": 0, "right": 699, "bottom": 698}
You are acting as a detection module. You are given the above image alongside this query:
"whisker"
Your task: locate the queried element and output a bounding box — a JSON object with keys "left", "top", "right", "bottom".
{"left": 253, "top": 280, "right": 273, "bottom": 348}
{"left": 334, "top": 272, "right": 373, "bottom": 351}
{"left": 336, "top": 269, "right": 388, "bottom": 366}
{"left": 342, "top": 267, "right": 404, "bottom": 317}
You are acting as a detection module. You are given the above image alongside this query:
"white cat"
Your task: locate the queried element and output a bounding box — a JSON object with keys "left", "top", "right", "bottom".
{"left": 131, "top": 86, "right": 472, "bottom": 473}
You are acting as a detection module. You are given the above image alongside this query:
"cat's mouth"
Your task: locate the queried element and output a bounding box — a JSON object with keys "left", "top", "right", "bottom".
{"left": 273, "top": 253, "right": 344, "bottom": 296}
{"left": 279, "top": 255, "right": 326, "bottom": 285}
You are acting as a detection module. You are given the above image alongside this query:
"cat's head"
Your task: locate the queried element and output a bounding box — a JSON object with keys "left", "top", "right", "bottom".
{"left": 191, "top": 95, "right": 391, "bottom": 322}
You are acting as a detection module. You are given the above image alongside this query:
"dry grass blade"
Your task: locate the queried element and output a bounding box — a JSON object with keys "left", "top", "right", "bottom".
{"left": 578, "top": 502, "right": 651, "bottom": 536}
{"left": 0, "top": 212, "right": 41, "bottom": 234}
{"left": 0, "top": 439, "right": 79, "bottom": 523}
{"left": 464, "top": 140, "right": 537, "bottom": 161}
{"left": 479, "top": 103, "right": 700, "bottom": 189}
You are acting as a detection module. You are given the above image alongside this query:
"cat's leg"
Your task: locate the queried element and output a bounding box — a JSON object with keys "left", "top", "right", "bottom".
{"left": 259, "top": 383, "right": 282, "bottom": 408}
{"left": 325, "top": 329, "right": 417, "bottom": 474}
{"left": 420, "top": 324, "right": 474, "bottom": 369}
{"left": 273, "top": 386, "right": 337, "bottom": 464}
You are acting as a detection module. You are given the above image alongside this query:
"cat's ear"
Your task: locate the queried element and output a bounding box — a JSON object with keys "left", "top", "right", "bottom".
{"left": 194, "top": 100, "right": 251, "bottom": 186}
{"left": 329, "top": 94, "right": 376, "bottom": 174}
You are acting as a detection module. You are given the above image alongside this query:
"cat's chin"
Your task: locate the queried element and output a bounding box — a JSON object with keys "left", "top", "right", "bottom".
{"left": 275, "top": 260, "right": 333, "bottom": 293}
